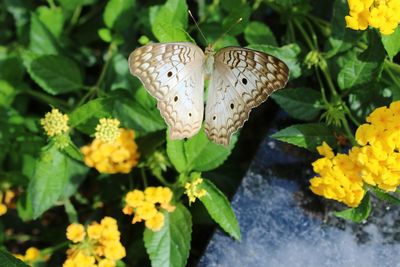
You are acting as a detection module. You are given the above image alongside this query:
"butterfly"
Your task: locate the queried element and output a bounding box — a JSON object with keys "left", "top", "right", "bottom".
{"left": 128, "top": 42, "right": 289, "bottom": 146}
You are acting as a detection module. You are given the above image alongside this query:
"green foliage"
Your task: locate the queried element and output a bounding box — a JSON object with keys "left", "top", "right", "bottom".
{"left": 271, "top": 124, "right": 337, "bottom": 150}
{"left": 28, "top": 55, "right": 83, "bottom": 95}
{"left": 200, "top": 179, "right": 241, "bottom": 240}
{"left": 271, "top": 88, "right": 323, "bottom": 121}
{"left": 1, "top": 0, "right": 400, "bottom": 265}
{"left": 143, "top": 204, "right": 192, "bottom": 267}
{"left": 166, "top": 128, "right": 237, "bottom": 173}
{"left": 334, "top": 193, "right": 371, "bottom": 223}
{"left": 0, "top": 249, "right": 29, "bottom": 267}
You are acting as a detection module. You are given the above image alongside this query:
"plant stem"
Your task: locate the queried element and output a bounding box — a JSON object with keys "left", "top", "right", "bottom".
{"left": 47, "top": 0, "right": 56, "bottom": 9}
{"left": 319, "top": 62, "right": 338, "bottom": 97}
{"left": 140, "top": 167, "right": 148, "bottom": 188}
{"left": 385, "top": 59, "right": 400, "bottom": 73}
{"left": 25, "top": 89, "right": 70, "bottom": 111}
{"left": 42, "top": 241, "right": 69, "bottom": 254}
{"left": 293, "top": 18, "right": 315, "bottom": 50}
{"left": 76, "top": 43, "right": 116, "bottom": 107}
{"left": 341, "top": 117, "right": 357, "bottom": 146}
{"left": 315, "top": 67, "right": 329, "bottom": 104}
{"left": 344, "top": 105, "right": 361, "bottom": 126}
{"left": 66, "top": 6, "right": 82, "bottom": 33}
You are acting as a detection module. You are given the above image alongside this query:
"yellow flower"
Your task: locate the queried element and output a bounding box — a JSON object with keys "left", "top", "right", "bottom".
{"left": 316, "top": 142, "right": 334, "bottom": 159}
{"left": 145, "top": 212, "right": 165, "bottom": 231}
{"left": 81, "top": 128, "right": 140, "bottom": 174}
{"left": 15, "top": 247, "right": 48, "bottom": 265}
{"left": 95, "top": 118, "right": 121, "bottom": 143}
{"left": 123, "top": 186, "right": 175, "bottom": 231}
{"left": 40, "top": 108, "right": 69, "bottom": 137}
{"left": 310, "top": 101, "right": 400, "bottom": 207}
{"left": 64, "top": 217, "right": 125, "bottom": 267}
{"left": 345, "top": 0, "right": 400, "bottom": 35}
{"left": 99, "top": 259, "right": 116, "bottom": 267}
{"left": 24, "top": 247, "right": 40, "bottom": 261}
{"left": 136, "top": 202, "right": 158, "bottom": 220}
{"left": 103, "top": 241, "right": 126, "bottom": 260}
{"left": 185, "top": 177, "right": 207, "bottom": 204}
{"left": 87, "top": 223, "right": 103, "bottom": 240}
{"left": 0, "top": 203, "right": 7, "bottom": 216}
{"left": 66, "top": 223, "right": 86, "bottom": 243}
{"left": 125, "top": 190, "right": 145, "bottom": 208}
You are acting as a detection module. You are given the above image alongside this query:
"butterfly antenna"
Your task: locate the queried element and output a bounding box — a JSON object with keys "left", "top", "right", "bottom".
{"left": 188, "top": 10, "right": 208, "bottom": 45}
{"left": 211, "top": 17, "right": 243, "bottom": 48}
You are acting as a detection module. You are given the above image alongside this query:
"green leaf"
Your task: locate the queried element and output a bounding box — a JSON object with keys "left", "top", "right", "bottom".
{"left": 200, "top": 179, "right": 241, "bottom": 240}
{"left": 63, "top": 142, "right": 84, "bottom": 162}
{"left": 247, "top": 44, "right": 301, "bottom": 79}
{"left": 0, "top": 249, "right": 30, "bottom": 267}
{"left": 334, "top": 193, "right": 371, "bottom": 223}
{"left": 370, "top": 187, "right": 400, "bottom": 205}
{"left": 106, "top": 53, "right": 139, "bottom": 91}
{"left": 222, "top": 3, "right": 251, "bottom": 36}
{"left": 59, "top": 0, "right": 94, "bottom": 10}
{"left": 151, "top": 0, "right": 189, "bottom": 42}
{"left": 244, "top": 21, "right": 277, "bottom": 46}
{"left": 29, "top": 12, "right": 60, "bottom": 55}
{"left": 28, "top": 144, "right": 69, "bottom": 219}
{"left": 104, "top": 0, "right": 136, "bottom": 31}
{"left": 0, "top": 54, "right": 25, "bottom": 82}
{"left": 326, "top": 0, "right": 361, "bottom": 57}
{"left": 69, "top": 98, "right": 113, "bottom": 134}
{"left": 60, "top": 158, "right": 88, "bottom": 200}
{"left": 167, "top": 128, "right": 237, "bottom": 173}
{"left": 143, "top": 203, "right": 191, "bottom": 267}
{"left": 28, "top": 55, "right": 83, "bottom": 95}
{"left": 111, "top": 89, "right": 166, "bottom": 135}
{"left": 98, "top": 28, "right": 113, "bottom": 43}
{"left": 391, "top": 85, "right": 400, "bottom": 101}
{"left": 271, "top": 87, "right": 322, "bottom": 121}
{"left": 270, "top": 123, "right": 336, "bottom": 150}
{"left": 382, "top": 27, "right": 400, "bottom": 60}
{"left": 337, "top": 31, "right": 385, "bottom": 90}
{"left": 36, "top": 6, "right": 64, "bottom": 38}
{"left": 0, "top": 80, "right": 16, "bottom": 107}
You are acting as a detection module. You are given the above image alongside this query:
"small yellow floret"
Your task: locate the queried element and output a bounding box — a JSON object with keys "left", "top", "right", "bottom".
{"left": 123, "top": 186, "right": 175, "bottom": 231}
{"left": 95, "top": 118, "right": 121, "bottom": 143}
{"left": 40, "top": 108, "right": 69, "bottom": 137}
{"left": 185, "top": 178, "right": 207, "bottom": 204}
{"left": 66, "top": 223, "right": 86, "bottom": 243}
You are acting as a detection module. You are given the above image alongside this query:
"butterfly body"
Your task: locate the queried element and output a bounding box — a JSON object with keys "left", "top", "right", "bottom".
{"left": 128, "top": 42, "right": 289, "bottom": 146}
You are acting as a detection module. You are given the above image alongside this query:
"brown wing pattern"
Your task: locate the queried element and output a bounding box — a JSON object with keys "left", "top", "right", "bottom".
{"left": 128, "top": 43, "right": 205, "bottom": 139}
{"left": 204, "top": 47, "right": 289, "bottom": 146}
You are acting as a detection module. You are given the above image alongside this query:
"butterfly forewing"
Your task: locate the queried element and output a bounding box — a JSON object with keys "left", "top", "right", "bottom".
{"left": 128, "top": 43, "right": 205, "bottom": 139}
{"left": 204, "top": 47, "right": 289, "bottom": 146}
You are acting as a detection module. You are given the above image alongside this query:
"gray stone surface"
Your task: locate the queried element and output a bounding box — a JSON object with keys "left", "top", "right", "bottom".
{"left": 198, "top": 132, "right": 400, "bottom": 267}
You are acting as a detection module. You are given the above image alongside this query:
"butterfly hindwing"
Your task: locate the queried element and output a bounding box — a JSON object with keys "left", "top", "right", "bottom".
{"left": 204, "top": 47, "right": 289, "bottom": 146}
{"left": 128, "top": 43, "right": 205, "bottom": 139}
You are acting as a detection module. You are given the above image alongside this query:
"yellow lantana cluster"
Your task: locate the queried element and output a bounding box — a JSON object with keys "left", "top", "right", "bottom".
{"left": 0, "top": 190, "right": 15, "bottom": 216}
{"left": 40, "top": 108, "right": 69, "bottom": 137}
{"left": 15, "top": 247, "right": 48, "bottom": 265}
{"left": 81, "top": 129, "right": 139, "bottom": 174}
{"left": 123, "top": 187, "right": 175, "bottom": 231}
{"left": 345, "top": 0, "right": 400, "bottom": 34}
{"left": 310, "top": 101, "right": 400, "bottom": 207}
{"left": 64, "top": 217, "right": 126, "bottom": 267}
{"left": 95, "top": 118, "right": 121, "bottom": 143}
{"left": 185, "top": 178, "right": 207, "bottom": 204}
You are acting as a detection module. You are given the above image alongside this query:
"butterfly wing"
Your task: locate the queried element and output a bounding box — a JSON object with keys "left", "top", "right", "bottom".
{"left": 129, "top": 42, "right": 205, "bottom": 139}
{"left": 204, "top": 47, "right": 289, "bottom": 146}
